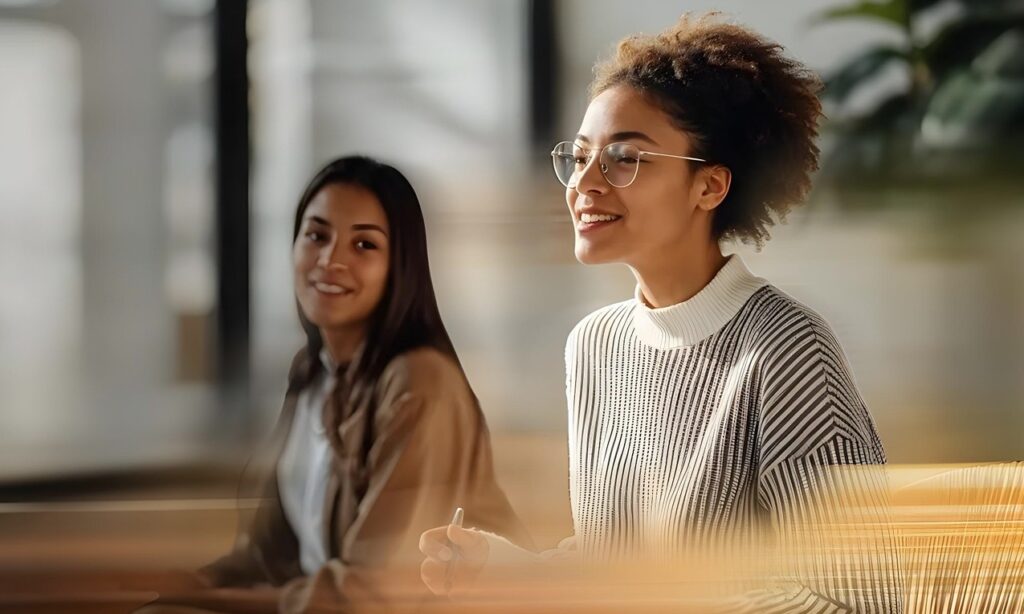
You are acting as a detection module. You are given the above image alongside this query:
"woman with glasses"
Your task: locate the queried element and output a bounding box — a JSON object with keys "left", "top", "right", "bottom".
{"left": 420, "top": 13, "right": 902, "bottom": 612}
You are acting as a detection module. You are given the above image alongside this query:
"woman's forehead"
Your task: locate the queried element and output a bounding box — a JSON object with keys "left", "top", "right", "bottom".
{"left": 305, "top": 184, "right": 388, "bottom": 226}
{"left": 578, "top": 86, "right": 685, "bottom": 145}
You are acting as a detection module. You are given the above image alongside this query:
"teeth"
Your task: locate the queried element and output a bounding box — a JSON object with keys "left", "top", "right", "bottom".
{"left": 314, "top": 282, "right": 347, "bottom": 295}
{"left": 580, "top": 212, "right": 620, "bottom": 224}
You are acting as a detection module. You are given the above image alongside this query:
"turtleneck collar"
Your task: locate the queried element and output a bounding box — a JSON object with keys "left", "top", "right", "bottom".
{"left": 632, "top": 254, "right": 767, "bottom": 349}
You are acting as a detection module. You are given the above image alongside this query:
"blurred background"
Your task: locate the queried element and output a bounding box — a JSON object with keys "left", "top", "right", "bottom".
{"left": 1, "top": 0, "right": 1022, "bottom": 598}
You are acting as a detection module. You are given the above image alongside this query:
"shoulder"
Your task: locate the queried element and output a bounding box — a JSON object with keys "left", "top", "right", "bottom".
{"left": 356, "top": 349, "right": 489, "bottom": 469}
{"left": 372, "top": 347, "right": 479, "bottom": 428}
{"left": 739, "top": 285, "right": 847, "bottom": 364}
{"left": 749, "top": 289, "right": 884, "bottom": 461}
{"left": 376, "top": 347, "right": 467, "bottom": 402}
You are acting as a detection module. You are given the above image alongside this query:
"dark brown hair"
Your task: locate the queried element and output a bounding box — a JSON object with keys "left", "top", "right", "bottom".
{"left": 591, "top": 13, "right": 823, "bottom": 246}
{"left": 290, "top": 155, "right": 459, "bottom": 403}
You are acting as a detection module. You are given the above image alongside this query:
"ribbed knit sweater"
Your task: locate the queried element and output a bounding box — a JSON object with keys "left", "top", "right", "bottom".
{"left": 563, "top": 255, "right": 903, "bottom": 612}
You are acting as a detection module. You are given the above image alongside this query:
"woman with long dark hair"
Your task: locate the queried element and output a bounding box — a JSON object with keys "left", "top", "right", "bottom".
{"left": 166, "top": 155, "right": 529, "bottom": 612}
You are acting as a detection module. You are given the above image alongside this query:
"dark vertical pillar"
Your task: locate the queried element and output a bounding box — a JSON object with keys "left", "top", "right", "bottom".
{"left": 214, "top": 0, "right": 250, "bottom": 421}
{"left": 527, "top": 0, "right": 559, "bottom": 152}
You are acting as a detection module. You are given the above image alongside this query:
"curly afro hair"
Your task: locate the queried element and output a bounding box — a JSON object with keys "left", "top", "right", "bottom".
{"left": 590, "top": 13, "right": 823, "bottom": 247}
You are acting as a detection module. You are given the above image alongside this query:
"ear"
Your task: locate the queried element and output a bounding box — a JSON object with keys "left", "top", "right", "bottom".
{"left": 696, "top": 165, "right": 731, "bottom": 212}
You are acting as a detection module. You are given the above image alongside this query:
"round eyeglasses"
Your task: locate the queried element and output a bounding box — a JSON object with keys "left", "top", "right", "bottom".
{"left": 551, "top": 140, "right": 707, "bottom": 189}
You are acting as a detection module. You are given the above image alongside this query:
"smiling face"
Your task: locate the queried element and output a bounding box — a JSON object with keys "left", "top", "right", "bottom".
{"left": 293, "top": 182, "right": 391, "bottom": 338}
{"left": 567, "top": 85, "right": 719, "bottom": 268}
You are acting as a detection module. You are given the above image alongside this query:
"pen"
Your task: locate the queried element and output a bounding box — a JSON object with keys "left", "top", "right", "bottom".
{"left": 443, "top": 507, "right": 464, "bottom": 594}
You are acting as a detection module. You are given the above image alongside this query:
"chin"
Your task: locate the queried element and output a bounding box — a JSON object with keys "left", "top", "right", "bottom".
{"left": 300, "top": 305, "right": 346, "bottom": 331}
{"left": 574, "top": 242, "right": 616, "bottom": 266}
{"left": 320, "top": 311, "right": 367, "bottom": 330}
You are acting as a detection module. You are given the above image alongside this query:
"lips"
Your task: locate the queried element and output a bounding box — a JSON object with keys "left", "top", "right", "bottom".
{"left": 310, "top": 279, "right": 354, "bottom": 296}
{"left": 575, "top": 209, "right": 623, "bottom": 233}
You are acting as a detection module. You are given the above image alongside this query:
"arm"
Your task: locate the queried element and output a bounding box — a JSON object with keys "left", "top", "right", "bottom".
{"left": 740, "top": 315, "right": 905, "bottom": 613}
{"left": 198, "top": 350, "right": 313, "bottom": 589}
{"left": 279, "top": 349, "right": 528, "bottom": 612}
{"left": 419, "top": 322, "right": 589, "bottom": 597}
{"left": 197, "top": 475, "right": 302, "bottom": 589}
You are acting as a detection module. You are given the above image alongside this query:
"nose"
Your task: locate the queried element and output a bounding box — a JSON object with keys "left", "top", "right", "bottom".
{"left": 317, "top": 239, "right": 350, "bottom": 271}
{"left": 574, "top": 150, "right": 609, "bottom": 197}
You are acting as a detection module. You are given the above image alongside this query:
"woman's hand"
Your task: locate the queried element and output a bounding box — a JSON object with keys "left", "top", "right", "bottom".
{"left": 418, "top": 524, "right": 489, "bottom": 597}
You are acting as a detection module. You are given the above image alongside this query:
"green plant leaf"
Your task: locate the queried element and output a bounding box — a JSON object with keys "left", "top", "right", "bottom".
{"left": 819, "top": 92, "right": 916, "bottom": 188}
{"left": 922, "top": 16, "right": 1024, "bottom": 81}
{"left": 824, "top": 46, "right": 910, "bottom": 103}
{"left": 946, "top": 0, "right": 1022, "bottom": 9}
{"left": 813, "top": 0, "right": 907, "bottom": 28}
{"left": 908, "top": 0, "right": 945, "bottom": 11}
{"left": 851, "top": 92, "right": 916, "bottom": 132}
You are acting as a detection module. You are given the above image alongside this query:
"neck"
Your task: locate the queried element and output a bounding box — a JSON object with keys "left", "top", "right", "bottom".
{"left": 320, "top": 325, "right": 366, "bottom": 366}
{"left": 630, "top": 240, "right": 726, "bottom": 309}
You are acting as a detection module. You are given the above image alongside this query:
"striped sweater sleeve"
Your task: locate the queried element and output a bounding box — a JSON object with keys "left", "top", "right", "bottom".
{"left": 749, "top": 310, "right": 905, "bottom": 613}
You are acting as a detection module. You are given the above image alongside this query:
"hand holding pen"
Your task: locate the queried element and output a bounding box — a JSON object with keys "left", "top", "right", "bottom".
{"left": 419, "top": 506, "right": 490, "bottom": 597}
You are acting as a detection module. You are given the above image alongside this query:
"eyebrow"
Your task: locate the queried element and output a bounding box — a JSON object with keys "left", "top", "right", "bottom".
{"left": 575, "top": 131, "right": 660, "bottom": 146}
{"left": 352, "top": 223, "right": 388, "bottom": 236}
{"left": 306, "top": 216, "right": 388, "bottom": 237}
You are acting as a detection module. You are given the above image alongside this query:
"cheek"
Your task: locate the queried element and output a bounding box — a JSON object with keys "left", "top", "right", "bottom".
{"left": 361, "top": 256, "right": 390, "bottom": 301}
{"left": 624, "top": 185, "right": 690, "bottom": 236}
{"left": 292, "top": 248, "right": 307, "bottom": 283}
{"left": 292, "top": 247, "right": 315, "bottom": 283}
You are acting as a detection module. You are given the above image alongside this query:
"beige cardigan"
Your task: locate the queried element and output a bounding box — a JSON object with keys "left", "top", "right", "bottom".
{"left": 199, "top": 346, "right": 531, "bottom": 612}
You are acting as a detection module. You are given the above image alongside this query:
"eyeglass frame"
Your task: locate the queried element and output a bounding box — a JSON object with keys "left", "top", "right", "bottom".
{"left": 550, "top": 140, "right": 708, "bottom": 189}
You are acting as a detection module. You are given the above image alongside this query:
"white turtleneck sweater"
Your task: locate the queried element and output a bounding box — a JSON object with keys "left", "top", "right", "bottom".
{"left": 559, "top": 254, "right": 903, "bottom": 612}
